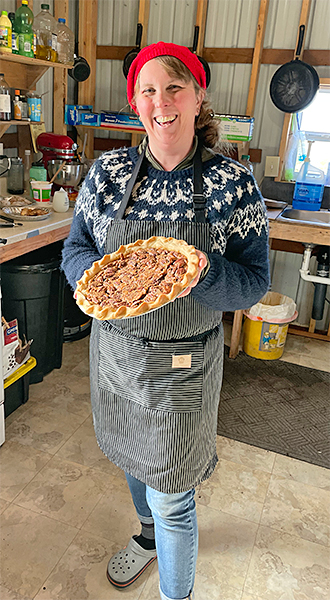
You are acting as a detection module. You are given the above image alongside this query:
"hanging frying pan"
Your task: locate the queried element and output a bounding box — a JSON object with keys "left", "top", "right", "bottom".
{"left": 192, "top": 26, "right": 211, "bottom": 88}
{"left": 123, "top": 23, "right": 143, "bottom": 78}
{"left": 270, "top": 25, "right": 319, "bottom": 113}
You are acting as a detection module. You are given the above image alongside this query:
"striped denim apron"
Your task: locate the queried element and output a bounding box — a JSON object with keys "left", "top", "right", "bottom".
{"left": 90, "top": 146, "right": 224, "bottom": 493}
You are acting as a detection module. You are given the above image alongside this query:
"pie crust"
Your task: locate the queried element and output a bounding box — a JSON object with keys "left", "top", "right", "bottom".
{"left": 75, "top": 236, "right": 200, "bottom": 320}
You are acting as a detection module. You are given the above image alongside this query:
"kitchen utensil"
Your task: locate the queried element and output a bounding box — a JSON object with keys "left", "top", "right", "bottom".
{"left": 0, "top": 222, "right": 15, "bottom": 227}
{"left": 68, "top": 55, "right": 91, "bottom": 82}
{"left": 123, "top": 23, "right": 143, "bottom": 78}
{"left": 0, "top": 238, "right": 7, "bottom": 244}
{"left": 36, "top": 132, "right": 78, "bottom": 169}
{"left": 0, "top": 213, "right": 23, "bottom": 225}
{"left": 49, "top": 160, "right": 66, "bottom": 184}
{"left": 191, "top": 26, "right": 211, "bottom": 88}
{"left": 47, "top": 160, "right": 83, "bottom": 188}
{"left": 270, "top": 25, "right": 319, "bottom": 113}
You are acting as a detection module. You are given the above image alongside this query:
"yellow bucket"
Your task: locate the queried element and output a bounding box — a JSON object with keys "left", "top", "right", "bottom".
{"left": 243, "top": 310, "right": 298, "bottom": 360}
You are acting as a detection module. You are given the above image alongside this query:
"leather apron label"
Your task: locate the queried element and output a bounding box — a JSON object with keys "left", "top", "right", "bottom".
{"left": 172, "top": 354, "right": 192, "bottom": 368}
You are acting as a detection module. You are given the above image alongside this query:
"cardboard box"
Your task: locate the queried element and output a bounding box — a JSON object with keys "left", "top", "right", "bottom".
{"left": 215, "top": 114, "right": 254, "bottom": 142}
{"left": 100, "top": 112, "right": 145, "bottom": 132}
{"left": 2, "top": 319, "right": 32, "bottom": 380}
{"left": 65, "top": 104, "right": 93, "bottom": 125}
{"left": 81, "top": 112, "right": 101, "bottom": 126}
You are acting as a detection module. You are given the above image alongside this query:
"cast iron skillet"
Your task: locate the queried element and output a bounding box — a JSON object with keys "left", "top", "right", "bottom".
{"left": 192, "top": 26, "right": 211, "bottom": 88}
{"left": 270, "top": 25, "right": 319, "bottom": 113}
{"left": 123, "top": 23, "right": 143, "bottom": 78}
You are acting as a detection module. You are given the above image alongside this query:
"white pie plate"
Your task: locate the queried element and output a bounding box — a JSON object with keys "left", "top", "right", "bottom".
{"left": 0, "top": 206, "right": 52, "bottom": 221}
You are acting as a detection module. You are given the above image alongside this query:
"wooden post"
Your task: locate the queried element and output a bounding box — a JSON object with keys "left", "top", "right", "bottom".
{"left": 78, "top": 0, "right": 98, "bottom": 158}
{"left": 53, "top": 0, "right": 69, "bottom": 135}
{"left": 246, "top": 0, "right": 269, "bottom": 118}
{"left": 195, "top": 0, "right": 208, "bottom": 55}
{"left": 138, "top": 0, "right": 150, "bottom": 48}
{"left": 275, "top": 0, "right": 312, "bottom": 181}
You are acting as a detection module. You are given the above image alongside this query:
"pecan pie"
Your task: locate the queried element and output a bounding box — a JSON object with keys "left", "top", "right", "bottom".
{"left": 75, "top": 236, "right": 200, "bottom": 320}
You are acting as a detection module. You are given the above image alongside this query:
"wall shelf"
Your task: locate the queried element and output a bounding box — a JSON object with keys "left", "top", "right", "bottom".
{"left": 0, "top": 53, "right": 72, "bottom": 91}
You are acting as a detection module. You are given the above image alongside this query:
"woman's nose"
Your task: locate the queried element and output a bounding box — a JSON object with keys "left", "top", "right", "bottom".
{"left": 154, "top": 90, "right": 169, "bottom": 107}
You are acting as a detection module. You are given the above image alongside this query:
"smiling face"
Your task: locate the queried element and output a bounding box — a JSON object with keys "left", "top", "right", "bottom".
{"left": 134, "top": 57, "right": 204, "bottom": 163}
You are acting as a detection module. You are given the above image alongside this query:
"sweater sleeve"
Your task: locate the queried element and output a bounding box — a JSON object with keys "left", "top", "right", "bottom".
{"left": 191, "top": 172, "right": 270, "bottom": 312}
{"left": 61, "top": 162, "right": 104, "bottom": 290}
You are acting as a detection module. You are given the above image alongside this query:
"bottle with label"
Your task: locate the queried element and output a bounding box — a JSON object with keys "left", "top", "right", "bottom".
{"left": 24, "top": 149, "right": 31, "bottom": 192}
{"left": 293, "top": 142, "right": 325, "bottom": 211}
{"left": 56, "top": 18, "right": 74, "bottom": 65}
{"left": 0, "top": 73, "right": 11, "bottom": 121}
{"left": 0, "top": 11, "right": 12, "bottom": 54}
{"left": 33, "top": 4, "right": 58, "bottom": 62}
{"left": 13, "top": 90, "right": 22, "bottom": 120}
{"left": 8, "top": 12, "right": 18, "bottom": 54}
{"left": 15, "top": 0, "right": 34, "bottom": 58}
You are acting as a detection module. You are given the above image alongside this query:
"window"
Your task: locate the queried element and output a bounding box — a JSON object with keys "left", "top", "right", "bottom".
{"left": 292, "top": 82, "right": 330, "bottom": 179}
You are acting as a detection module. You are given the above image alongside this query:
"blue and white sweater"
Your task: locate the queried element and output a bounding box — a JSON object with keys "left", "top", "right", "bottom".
{"left": 62, "top": 146, "right": 270, "bottom": 312}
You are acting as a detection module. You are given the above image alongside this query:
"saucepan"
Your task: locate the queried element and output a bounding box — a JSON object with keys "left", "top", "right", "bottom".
{"left": 123, "top": 23, "right": 143, "bottom": 78}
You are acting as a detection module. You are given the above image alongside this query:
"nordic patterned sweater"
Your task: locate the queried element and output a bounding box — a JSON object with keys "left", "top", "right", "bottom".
{"left": 62, "top": 146, "right": 270, "bottom": 312}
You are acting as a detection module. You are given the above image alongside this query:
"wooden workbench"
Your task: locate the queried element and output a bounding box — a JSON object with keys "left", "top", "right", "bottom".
{"left": 229, "top": 212, "right": 330, "bottom": 358}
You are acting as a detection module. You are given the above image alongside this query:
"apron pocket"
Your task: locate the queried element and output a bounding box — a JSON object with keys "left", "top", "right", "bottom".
{"left": 98, "top": 323, "right": 204, "bottom": 412}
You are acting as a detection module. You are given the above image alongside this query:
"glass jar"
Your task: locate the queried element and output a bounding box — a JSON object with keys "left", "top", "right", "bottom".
{"left": 7, "top": 157, "right": 24, "bottom": 194}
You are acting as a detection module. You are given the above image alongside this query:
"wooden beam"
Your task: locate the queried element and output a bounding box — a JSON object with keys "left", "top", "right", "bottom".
{"left": 138, "top": 0, "right": 150, "bottom": 47}
{"left": 96, "top": 46, "right": 330, "bottom": 66}
{"left": 78, "top": 0, "right": 98, "bottom": 158}
{"left": 53, "top": 0, "right": 69, "bottom": 135}
{"left": 246, "top": 0, "right": 269, "bottom": 117}
{"left": 275, "top": 0, "right": 312, "bottom": 181}
{"left": 195, "top": 0, "right": 208, "bottom": 55}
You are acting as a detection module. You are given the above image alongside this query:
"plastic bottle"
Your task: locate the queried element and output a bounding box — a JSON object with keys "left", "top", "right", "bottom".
{"left": 56, "top": 18, "right": 74, "bottom": 65}
{"left": 33, "top": 4, "right": 58, "bottom": 62}
{"left": 0, "top": 11, "right": 12, "bottom": 54}
{"left": 14, "top": 90, "right": 22, "bottom": 120}
{"left": 293, "top": 142, "right": 325, "bottom": 211}
{"left": 15, "top": 0, "right": 34, "bottom": 58}
{"left": 8, "top": 12, "right": 18, "bottom": 54}
{"left": 24, "top": 149, "right": 31, "bottom": 192}
{"left": 0, "top": 73, "right": 11, "bottom": 121}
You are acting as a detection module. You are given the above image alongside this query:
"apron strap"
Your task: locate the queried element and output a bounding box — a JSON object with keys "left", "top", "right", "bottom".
{"left": 193, "top": 141, "right": 206, "bottom": 223}
{"left": 114, "top": 148, "right": 146, "bottom": 221}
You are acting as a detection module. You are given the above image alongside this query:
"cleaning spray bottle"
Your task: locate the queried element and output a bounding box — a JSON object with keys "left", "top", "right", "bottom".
{"left": 292, "top": 141, "right": 325, "bottom": 211}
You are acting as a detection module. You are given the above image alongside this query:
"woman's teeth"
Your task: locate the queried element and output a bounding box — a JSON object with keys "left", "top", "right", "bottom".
{"left": 155, "top": 115, "right": 177, "bottom": 126}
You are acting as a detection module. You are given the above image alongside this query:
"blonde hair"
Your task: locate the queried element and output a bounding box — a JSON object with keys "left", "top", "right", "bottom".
{"left": 133, "top": 55, "right": 225, "bottom": 151}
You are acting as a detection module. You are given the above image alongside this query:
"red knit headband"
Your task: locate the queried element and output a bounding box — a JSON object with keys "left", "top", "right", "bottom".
{"left": 127, "top": 41, "right": 207, "bottom": 110}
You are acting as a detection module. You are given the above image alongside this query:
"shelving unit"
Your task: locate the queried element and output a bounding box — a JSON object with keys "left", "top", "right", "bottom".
{"left": 0, "top": 50, "right": 72, "bottom": 147}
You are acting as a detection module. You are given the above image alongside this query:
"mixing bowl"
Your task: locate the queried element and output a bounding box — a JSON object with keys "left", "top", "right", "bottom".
{"left": 47, "top": 160, "right": 83, "bottom": 187}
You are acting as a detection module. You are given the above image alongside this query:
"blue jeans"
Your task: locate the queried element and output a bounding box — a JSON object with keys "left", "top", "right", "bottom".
{"left": 125, "top": 472, "right": 198, "bottom": 600}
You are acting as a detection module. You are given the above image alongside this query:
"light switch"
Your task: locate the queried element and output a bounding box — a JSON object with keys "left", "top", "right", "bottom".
{"left": 265, "top": 156, "right": 280, "bottom": 177}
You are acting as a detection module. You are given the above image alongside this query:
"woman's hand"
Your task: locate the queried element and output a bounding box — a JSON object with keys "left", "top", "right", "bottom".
{"left": 176, "top": 250, "right": 208, "bottom": 299}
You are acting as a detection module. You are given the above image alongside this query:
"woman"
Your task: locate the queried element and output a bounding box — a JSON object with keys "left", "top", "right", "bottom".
{"left": 62, "top": 41, "right": 270, "bottom": 600}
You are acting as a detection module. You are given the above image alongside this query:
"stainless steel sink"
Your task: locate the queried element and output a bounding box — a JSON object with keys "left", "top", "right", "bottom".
{"left": 277, "top": 207, "right": 330, "bottom": 227}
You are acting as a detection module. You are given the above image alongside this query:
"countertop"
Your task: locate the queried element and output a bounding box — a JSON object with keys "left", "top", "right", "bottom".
{"left": 0, "top": 207, "right": 74, "bottom": 263}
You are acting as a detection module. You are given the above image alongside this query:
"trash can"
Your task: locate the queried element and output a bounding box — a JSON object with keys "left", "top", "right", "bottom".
{"left": 243, "top": 291, "right": 298, "bottom": 360}
{"left": 1, "top": 241, "right": 65, "bottom": 383}
{"left": 63, "top": 281, "right": 91, "bottom": 343}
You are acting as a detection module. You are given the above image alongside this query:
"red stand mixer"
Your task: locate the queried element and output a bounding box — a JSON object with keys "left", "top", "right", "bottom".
{"left": 36, "top": 132, "right": 83, "bottom": 199}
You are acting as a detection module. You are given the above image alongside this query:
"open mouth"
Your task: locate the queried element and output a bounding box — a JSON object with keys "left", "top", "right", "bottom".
{"left": 154, "top": 115, "right": 177, "bottom": 127}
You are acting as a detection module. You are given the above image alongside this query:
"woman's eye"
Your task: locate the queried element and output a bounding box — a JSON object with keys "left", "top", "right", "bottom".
{"left": 168, "top": 85, "right": 182, "bottom": 91}
{"left": 142, "top": 88, "right": 154, "bottom": 94}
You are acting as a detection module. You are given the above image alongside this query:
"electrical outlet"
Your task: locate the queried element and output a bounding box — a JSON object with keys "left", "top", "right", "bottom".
{"left": 265, "top": 156, "right": 280, "bottom": 177}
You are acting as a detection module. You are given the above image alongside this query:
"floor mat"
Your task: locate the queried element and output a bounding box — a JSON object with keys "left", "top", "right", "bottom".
{"left": 217, "top": 346, "right": 330, "bottom": 469}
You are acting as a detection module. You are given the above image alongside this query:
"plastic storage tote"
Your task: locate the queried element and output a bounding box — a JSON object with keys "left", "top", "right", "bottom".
{"left": 243, "top": 292, "right": 298, "bottom": 360}
{"left": 1, "top": 242, "right": 65, "bottom": 383}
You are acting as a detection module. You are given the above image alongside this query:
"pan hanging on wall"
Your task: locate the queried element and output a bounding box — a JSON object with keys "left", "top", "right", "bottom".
{"left": 123, "top": 23, "right": 143, "bottom": 78}
{"left": 270, "top": 25, "right": 319, "bottom": 113}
